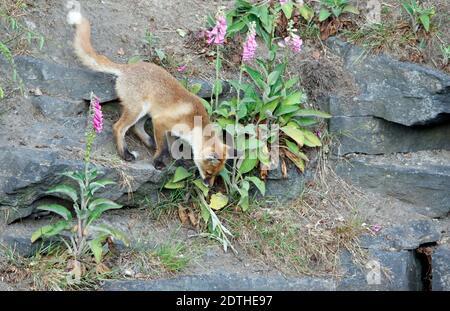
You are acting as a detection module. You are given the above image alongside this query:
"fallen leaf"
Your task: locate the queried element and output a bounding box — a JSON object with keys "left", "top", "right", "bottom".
{"left": 209, "top": 192, "right": 229, "bottom": 211}
{"left": 178, "top": 205, "right": 189, "bottom": 225}
{"left": 187, "top": 208, "right": 199, "bottom": 227}
{"left": 281, "top": 159, "right": 288, "bottom": 178}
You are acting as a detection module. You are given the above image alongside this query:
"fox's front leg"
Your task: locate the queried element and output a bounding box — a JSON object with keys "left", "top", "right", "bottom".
{"left": 152, "top": 124, "right": 170, "bottom": 170}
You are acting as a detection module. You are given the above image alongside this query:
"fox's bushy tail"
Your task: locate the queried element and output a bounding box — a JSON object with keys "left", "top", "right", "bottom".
{"left": 67, "top": 2, "right": 123, "bottom": 76}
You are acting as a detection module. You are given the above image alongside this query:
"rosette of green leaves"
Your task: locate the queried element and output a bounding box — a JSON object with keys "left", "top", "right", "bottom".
{"left": 31, "top": 168, "right": 128, "bottom": 263}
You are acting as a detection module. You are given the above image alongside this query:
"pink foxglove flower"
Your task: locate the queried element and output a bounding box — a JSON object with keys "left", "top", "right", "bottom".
{"left": 206, "top": 15, "right": 227, "bottom": 45}
{"left": 284, "top": 34, "right": 303, "bottom": 53}
{"left": 279, "top": 0, "right": 288, "bottom": 5}
{"left": 177, "top": 64, "right": 187, "bottom": 73}
{"left": 92, "top": 96, "right": 103, "bottom": 133}
{"left": 242, "top": 22, "right": 257, "bottom": 62}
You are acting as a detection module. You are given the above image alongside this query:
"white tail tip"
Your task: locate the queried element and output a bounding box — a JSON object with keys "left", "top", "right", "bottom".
{"left": 67, "top": 10, "right": 82, "bottom": 25}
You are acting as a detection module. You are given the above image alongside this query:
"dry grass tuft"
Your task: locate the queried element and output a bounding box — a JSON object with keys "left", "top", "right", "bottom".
{"left": 225, "top": 134, "right": 370, "bottom": 276}
{"left": 0, "top": 243, "right": 116, "bottom": 291}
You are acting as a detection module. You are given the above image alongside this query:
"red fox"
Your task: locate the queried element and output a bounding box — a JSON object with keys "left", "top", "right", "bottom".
{"left": 67, "top": 7, "right": 229, "bottom": 185}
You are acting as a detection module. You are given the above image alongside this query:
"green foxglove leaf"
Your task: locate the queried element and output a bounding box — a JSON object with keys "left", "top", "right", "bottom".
{"left": 282, "top": 91, "right": 303, "bottom": 106}
{"left": 419, "top": 14, "right": 430, "bottom": 32}
{"left": 319, "top": 8, "right": 332, "bottom": 21}
{"left": 275, "top": 104, "right": 300, "bottom": 117}
{"left": 342, "top": 4, "right": 360, "bottom": 15}
{"left": 285, "top": 139, "right": 300, "bottom": 154}
{"left": 31, "top": 225, "right": 53, "bottom": 243}
{"left": 402, "top": 3, "right": 414, "bottom": 15}
{"left": 217, "top": 117, "right": 234, "bottom": 128}
{"left": 331, "top": 7, "right": 342, "bottom": 18}
{"left": 281, "top": 2, "right": 294, "bottom": 19}
{"left": 88, "top": 198, "right": 122, "bottom": 211}
{"left": 89, "top": 235, "right": 108, "bottom": 264}
{"left": 193, "top": 179, "right": 209, "bottom": 197}
{"left": 31, "top": 220, "right": 69, "bottom": 242}
{"left": 227, "top": 19, "right": 246, "bottom": 36}
{"left": 164, "top": 181, "right": 186, "bottom": 189}
{"left": 281, "top": 125, "right": 304, "bottom": 146}
{"left": 93, "top": 224, "right": 130, "bottom": 246}
{"left": 238, "top": 157, "right": 258, "bottom": 174}
{"left": 302, "top": 130, "right": 322, "bottom": 147}
{"left": 285, "top": 77, "right": 299, "bottom": 89}
{"left": 172, "top": 167, "right": 192, "bottom": 183}
{"left": 87, "top": 203, "right": 123, "bottom": 225}
{"left": 60, "top": 171, "right": 84, "bottom": 183}
{"left": 200, "top": 98, "right": 212, "bottom": 115}
{"left": 189, "top": 83, "right": 202, "bottom": 95}
{"left": 259, "top": 98, "right": 280, "bottom": 120}
{"left": 209, "top": 193, "right": 229, "bottom": 211}
{"left": 245, "top": 176, "right": 265, "bottom": 196}
{"left": 295, "top": 109, "right": 331, "bottom": 118}
{"left": 268, "top": 69, "right": 282, "bottom": 86}
{"left": 0, "top": 86, "right": 4, "bottom": 99}
{"left": 244, "top": 65, "right": 266, "bottom": 90}
{"left": 199, "top": 201, "right": 210, "bottom": 223}
{"left": 295, "top": 117, "right": 319, "bottom": 127}
{"left": 299, "top": 4, "right": 314, "bottom": 22}
{"left": 37, "top": 204, "right": 72, "bottom": 220}
{"left": 88, "top": 179, "right": 116, "bottom": 196}
{"left": 46, "top": 185, "right": 78, "bottom": 203}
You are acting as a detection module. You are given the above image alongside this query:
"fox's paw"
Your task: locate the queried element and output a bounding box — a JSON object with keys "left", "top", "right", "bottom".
{"left": 154, "top": 159, "right": 166, "bottom": 170}
{"left": 123, "top": 149, "right": 138, "bottom": 162}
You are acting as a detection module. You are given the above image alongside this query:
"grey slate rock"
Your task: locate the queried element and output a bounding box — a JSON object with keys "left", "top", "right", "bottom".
{"left": 264, "top": 162, "right": 312, "bottom": 201}
{"left": 14, "top": 55, "right": 118, "bottom": 102}
{"left": 31, "top": 95, "right": 86, "bottom": 118}
{"left": 359, "top": 220, "right": 442, "bottom": 251}
{"left": 102, "top": 274, "right": 335, "bottom": 291}
{"left": 338, "top": 249, "right": 423, "bottom": 291}
{"left": 326, "top": 38, "right": 450, "bottom": 127}
{"left": 334, "top": 152, "right": 450, "bottom": 218}
{"left": 432, "top": 243, "right": 450, "bottom": 291}
{"left": 329, "top": 106, "right": 450, "bottom": 155}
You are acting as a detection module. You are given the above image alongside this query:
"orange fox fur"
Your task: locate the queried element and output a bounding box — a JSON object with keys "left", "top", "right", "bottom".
{"left": 67, "top": 8, "right": 228, "bottom": 185}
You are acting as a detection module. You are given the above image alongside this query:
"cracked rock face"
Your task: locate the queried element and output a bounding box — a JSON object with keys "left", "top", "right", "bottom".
{"left": 325, "top": 38, "right": 450, "bottom": 155}
{"left": 326, "top": 38, "right": 450, "bottom": 128}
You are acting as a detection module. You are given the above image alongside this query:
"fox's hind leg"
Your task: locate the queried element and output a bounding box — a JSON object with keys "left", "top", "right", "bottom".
{"left": 132, "top": 116, "right": 155, "bottom": 149}
{"left": 113, "top": 106, "right": 145, "bottom": 161}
